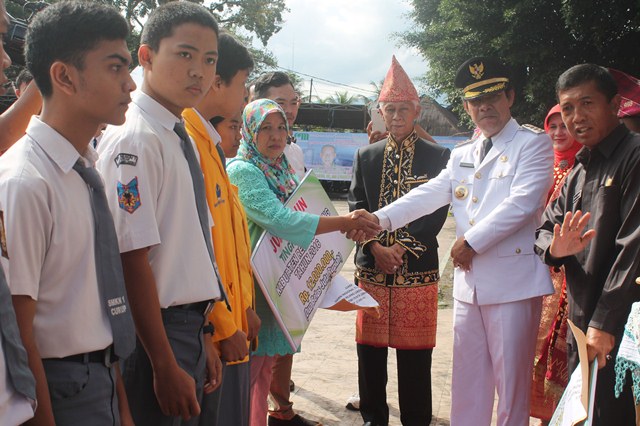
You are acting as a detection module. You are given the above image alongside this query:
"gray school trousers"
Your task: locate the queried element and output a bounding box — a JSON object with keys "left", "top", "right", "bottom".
{"left": 123, "top": 308, "right": 206, "bottom": 426}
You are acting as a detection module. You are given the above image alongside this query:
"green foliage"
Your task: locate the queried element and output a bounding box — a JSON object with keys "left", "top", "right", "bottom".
{"left": 401, "top": 0, "right": 640, "bottom": 126}
{"left": 323, "top": 90, "right": 358, "bottom": 105}
{"left": 210, "top": 0, "right": 287, "bottom": 46}
{"left": 7, "top": 0, "right": 286, "bottom": 69}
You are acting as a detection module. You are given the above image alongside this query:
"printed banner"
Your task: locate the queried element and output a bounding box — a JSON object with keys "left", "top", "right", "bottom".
{"left": 550, "top": 320, "right": 598, "bottom": 426}
{"left": 293, "top": 130, "right": 466, "bottom": 182}
{"left": 251, "top": 170, "right": 377, "bottom": 351}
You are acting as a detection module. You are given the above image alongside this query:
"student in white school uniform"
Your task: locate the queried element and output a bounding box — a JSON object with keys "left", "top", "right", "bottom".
{"left": 0, "top": 267, "right": 36, "bottom": 426}
{"left": 0, "top": 2, "right": 137, "bottom": 425}
{"left": 96, "top": 3, "right": 225, "bottom": 426}
{"left": 0, "top": 2, "right": 36, "bottom": 425}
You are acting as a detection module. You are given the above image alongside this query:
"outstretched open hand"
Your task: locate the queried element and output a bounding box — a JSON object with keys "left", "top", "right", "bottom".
{"left": 549, "top": 210, "right": 596, "bottom": 259}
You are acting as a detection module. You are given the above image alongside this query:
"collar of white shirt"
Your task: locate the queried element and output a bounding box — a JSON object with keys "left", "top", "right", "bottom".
{"left": 133, "top": 90, "right": 182, "bottom": 132}
{"left": 26, "top": 116, "right": 99, "bottom": 173}
{"left": 193, "top": 109, "right": 222, "bottom": 146}
{"left": 480, "top": 117, "right": 518, "bottom": 149}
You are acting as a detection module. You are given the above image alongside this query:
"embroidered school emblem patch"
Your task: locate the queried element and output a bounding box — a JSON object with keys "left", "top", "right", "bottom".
{"left": 117, "top": 177, "right": 141, "bottom": 214}
{"left": 114, "top": 153, "right": 138, "bottom": 167}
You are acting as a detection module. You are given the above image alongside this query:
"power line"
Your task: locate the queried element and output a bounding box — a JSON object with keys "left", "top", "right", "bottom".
{"left": 267, "top": 63, "right": 379, "bottom": 95}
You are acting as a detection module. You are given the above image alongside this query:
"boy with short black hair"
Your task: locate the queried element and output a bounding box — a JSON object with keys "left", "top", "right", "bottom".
{"left": 0, "top": 1, "right": 137, "bottom": 424}
{"left": 96, "top": 2, "right": 225, "bottom": 425}
{"left": 182, "top": 31, "right": 257, "bottom": 426}
{"left": 213, "top": 112, "right": 242, "bottom": 159}
{"left": 13, "top": 69, "right": 33, "bottom": 98}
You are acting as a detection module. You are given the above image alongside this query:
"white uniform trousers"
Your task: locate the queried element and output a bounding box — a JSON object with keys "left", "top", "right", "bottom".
{"left": 450, "top": 296, "right": 542, "bottom": 426}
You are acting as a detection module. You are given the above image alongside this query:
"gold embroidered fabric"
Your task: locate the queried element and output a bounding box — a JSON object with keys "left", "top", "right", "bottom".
{"left": 357, "top": 131, "right": 437, "bottom": 287}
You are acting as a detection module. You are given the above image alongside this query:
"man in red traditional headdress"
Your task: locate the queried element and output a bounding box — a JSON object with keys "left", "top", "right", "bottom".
{"left": 348, "top": 56, "right": 451, "bottom": 426}
{"left": 609, "top": 68, "right": 640, "bottom": 133}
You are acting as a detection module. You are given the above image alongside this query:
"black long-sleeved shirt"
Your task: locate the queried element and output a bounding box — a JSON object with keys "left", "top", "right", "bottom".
{"left": 535, "top": 124, "right": 640, "bottom": 343}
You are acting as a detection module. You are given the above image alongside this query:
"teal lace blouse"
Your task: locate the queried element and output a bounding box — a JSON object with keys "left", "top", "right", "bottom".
{"left": 227, "top": 158, "right": 319, "bottom": 356}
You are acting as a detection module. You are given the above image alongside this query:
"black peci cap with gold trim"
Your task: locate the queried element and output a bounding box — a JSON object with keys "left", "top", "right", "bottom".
{"left": 455, "top": 56, "right": 511, "bottom": 100}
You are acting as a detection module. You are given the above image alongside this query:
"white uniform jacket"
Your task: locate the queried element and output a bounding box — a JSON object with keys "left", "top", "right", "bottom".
{"left": 377, "top": 118, "right": 554, "bottom": 305}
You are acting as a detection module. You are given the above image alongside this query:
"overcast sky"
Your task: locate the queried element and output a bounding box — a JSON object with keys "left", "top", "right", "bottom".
{"left": 251, "top": 0, "right": 428, "bottom": 102}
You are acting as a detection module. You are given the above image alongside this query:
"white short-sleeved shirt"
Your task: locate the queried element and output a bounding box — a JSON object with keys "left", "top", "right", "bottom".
{"left": 0, "top": 118, "right": 113, "bottom": 358}
{"left": 284, "top": 142, "right": 306, "bottom": 180}
{"left": 0, "top": 351, "right": 34, "bottom": 425}
{"left": 97, "top": 91, "right": 221, "bottom": 308}
{"left": 0, "top": 342, "right": 35, "bottom": 425}
{"left": 194, "top": 109, "right": 222, "bottom": 147}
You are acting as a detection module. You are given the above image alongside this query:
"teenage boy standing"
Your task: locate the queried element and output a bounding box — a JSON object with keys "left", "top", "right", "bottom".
{"left": 97, "top": 3, "right": 224, "bottom": 425}
{"left": 0, "top": 3, "right": 36, "bottom": 424}
{"left": 0, "top": 2, "right": 137, "bottom": 424}
{"left": 182, "top": 32, "right": 257, "bottom": 426}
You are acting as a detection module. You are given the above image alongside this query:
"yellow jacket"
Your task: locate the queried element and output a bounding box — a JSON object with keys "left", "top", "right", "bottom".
{"left": 183, "top": 108, "right": 255, "bottom": 363}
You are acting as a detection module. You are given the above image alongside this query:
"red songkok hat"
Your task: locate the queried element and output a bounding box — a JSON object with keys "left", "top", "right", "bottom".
{"left": 609, "top": 68, "right": 640, "bottom": 118}
{"left": 378, "top": 55, "right": 419, "bottom": 103}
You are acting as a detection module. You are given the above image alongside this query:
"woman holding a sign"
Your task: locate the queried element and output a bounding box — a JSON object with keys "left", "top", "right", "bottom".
{"left": 227, "top": 99, "right": 379, "bottom": 426}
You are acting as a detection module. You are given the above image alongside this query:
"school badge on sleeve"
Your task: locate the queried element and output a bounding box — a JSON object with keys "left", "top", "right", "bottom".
{"left": 117, "top": 177, "right": 141, "bottom": 214}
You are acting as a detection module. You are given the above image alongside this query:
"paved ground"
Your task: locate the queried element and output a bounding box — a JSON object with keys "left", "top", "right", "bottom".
{"left": 285, "top": 199, "right": 538, "bottom": 425}
{"left": 285, "top": 199, "right": 456, "bottom": 425}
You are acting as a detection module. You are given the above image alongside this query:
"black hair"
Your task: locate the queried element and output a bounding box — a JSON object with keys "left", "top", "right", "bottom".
{"left": 25, "top": 1, "right": 129, "bottom": 98}
{"left": 556, "top": 64, "right": 618, "bottom": 102}
{"left": 253, "top": 71, "right": 294, "bottom": 99}
{"left": 14, "top": 69, "right": 33, "bottom": 88}
{"left": 217, "top": 32, "right": 253, "bottom": 85}
{"left": 210, "top": 116, "right": 224, "bottom": 127}
{"left": 141, "top": 2, "right": 218, "bottom": 52}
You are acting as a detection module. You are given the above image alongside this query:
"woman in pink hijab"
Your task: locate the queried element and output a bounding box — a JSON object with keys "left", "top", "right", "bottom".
{"left": 530, "top": 104, "right": 582, "bottom": 424}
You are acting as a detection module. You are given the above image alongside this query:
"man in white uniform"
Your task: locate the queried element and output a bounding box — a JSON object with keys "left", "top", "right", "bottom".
{"left": 357, "top": 56, "right": 554, "bottom": 426}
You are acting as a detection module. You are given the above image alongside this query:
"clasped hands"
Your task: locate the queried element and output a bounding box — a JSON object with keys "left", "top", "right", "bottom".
{"left": 342, "top": 209, "right": 382, "bottom": 243}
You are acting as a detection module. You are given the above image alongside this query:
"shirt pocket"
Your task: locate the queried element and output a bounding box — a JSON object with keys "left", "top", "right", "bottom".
{"left": 489, "top": 162, "right": 516, "bottom": 196}
{"left": 496, "top": 223, "right": 535, "bottom": 257}
{"left": 593, "top": 184, "right": 620, "bottom": 240}
{"left": 405, "top": 174, "right": 429, "bottom": 188}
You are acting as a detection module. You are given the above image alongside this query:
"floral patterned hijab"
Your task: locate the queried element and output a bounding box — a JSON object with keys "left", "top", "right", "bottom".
{"left": 238, "top": 99, "right": 298, "bottom": 202}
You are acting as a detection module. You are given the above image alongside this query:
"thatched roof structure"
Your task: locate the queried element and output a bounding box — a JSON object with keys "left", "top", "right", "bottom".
{"left": 417, "top": 96, "right": 470, "bottom": 137}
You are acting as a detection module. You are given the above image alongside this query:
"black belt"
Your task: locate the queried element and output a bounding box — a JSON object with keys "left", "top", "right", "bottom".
{"left": 48, "top": 345, "right": 117, "bottom": 367}
{"left": 171, "top": 300, "right": 214, "bottom": 316}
